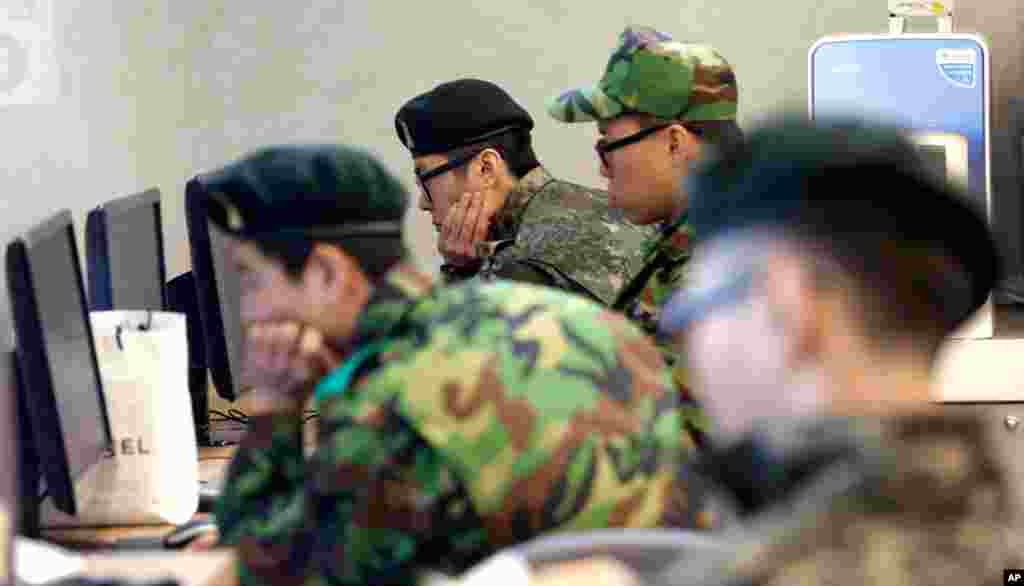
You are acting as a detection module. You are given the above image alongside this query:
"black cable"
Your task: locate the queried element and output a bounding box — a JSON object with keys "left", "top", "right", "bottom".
{"left": 209, "top": 408, "right": 319, "bottom": 425}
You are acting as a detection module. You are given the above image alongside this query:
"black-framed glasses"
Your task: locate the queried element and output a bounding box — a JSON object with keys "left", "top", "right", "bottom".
{"left": 415, "top": 150, "right": 484, "bottom": 204}
{"left": 657, "top": 269, "right": 755, "bottom": 338}
{"left": 595, "top": 123, "right": 704, "bottom": 168}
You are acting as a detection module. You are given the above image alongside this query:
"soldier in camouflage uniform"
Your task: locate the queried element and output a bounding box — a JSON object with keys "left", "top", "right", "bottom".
{"left": 395, "top": 79, "right": 653, "bottom": 306}
{"left": 651, "top": 118, "right": 1023, "bottom": 585}
{"left": 548, "top": 25, "right": 743, "bottom": 449}
{"left": 196, "top": 144, "right": 706, "bottom": 586}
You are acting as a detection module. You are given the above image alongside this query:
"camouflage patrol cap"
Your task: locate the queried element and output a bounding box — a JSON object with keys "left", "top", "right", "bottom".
{"left": 194, "top": 144, "right": 407, "bottom": 242}
{"left": 658, "top": 116, "right": 1000, "bottom": 335}
{"left": 547, "top": 26, "right": 738, "bottom": 124}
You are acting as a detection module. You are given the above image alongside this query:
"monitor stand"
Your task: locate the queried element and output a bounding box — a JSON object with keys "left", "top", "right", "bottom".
{"left": 188, "top": 366, "right": 213, "bottom": 447}
{"left": 13, "top": 355, "right": 40, "bottom": 539}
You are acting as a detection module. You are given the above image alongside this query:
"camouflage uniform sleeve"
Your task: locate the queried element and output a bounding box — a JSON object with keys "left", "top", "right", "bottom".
{"left": 219, "top": 401, "right": 485, "bottom": 586}
{"left": 215, "top": 414, "right": 306, "bottom": 551}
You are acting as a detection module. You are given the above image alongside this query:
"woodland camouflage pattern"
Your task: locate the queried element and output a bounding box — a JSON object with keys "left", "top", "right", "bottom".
{"left": 458, "top": 166, "right": 654, "bottom": 306}
{"left": 660, "top": 414, "right": 1024, "bottom": 586}
{"left": 216, "top": 264, "right": 707, "bottom": 586}
{"left": 547, "top": 26, "right": 738, "bottom": 124}
{"left": 612, "top": 214, "right": 707, "bottom": 442}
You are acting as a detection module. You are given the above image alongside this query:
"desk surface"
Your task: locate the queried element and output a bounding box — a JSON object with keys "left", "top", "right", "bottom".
{"left": 42, "top": 418, "right": 317, "bottom": 549}
{"left": 44, "top": 446, "right": 240, "bottom": 586}
{"left": 42, "top": 446, "right": 236, "bottom": 548}
{"left": 83, "top": 551, "right": 236, "bottom": 586}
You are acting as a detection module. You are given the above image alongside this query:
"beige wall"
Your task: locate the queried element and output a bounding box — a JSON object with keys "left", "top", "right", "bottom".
{"left": 0, "top": 0, "right": 891, "bottom": 324}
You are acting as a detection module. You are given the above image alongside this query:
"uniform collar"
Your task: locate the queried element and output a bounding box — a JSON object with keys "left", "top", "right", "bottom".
{"left": 348, "top": 262, "right": 438, "bottom": 347}
{"left": 490, "top": 166, "right": 556, "bottom": 240}
{"left": 699, "top": 413, "right": 1005, "bottom": 520}
{"left": 697, "top": 416, "right": 868, "bottom": 518}
{"left": 641, "top": 211, "right": 694, "bottom": 262}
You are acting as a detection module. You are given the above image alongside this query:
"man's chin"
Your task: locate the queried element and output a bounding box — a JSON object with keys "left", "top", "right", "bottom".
{"left": 608, "top": 192, "right": 649, "bottom": 225}
{"left": 621, "top": 207, "right": 657, "bottom": 226}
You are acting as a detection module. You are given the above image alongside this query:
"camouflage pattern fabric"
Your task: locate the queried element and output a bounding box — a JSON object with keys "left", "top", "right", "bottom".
{"left": 612, "top": 214, "right": 708, "bottom": 444}
{"left": 448, "top": 166, "right": 654, "bottom": 306}
{"left": 547, "top": 26, "right": 738, "bottom": 124}
{"left": 216, "top": 263, "right": 708, "bottom": 586}
{"left": 659, "top": 414, "right": 1024, "bottom": 586}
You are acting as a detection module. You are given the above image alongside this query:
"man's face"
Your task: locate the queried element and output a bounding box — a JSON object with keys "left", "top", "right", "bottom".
{"left": 230, "top": 238, "right": 368, "bottom": 348}
{"left": 678, "top": 237, "right": 812, "bottom": 440}
{"left": 231, "top": 239, "right": 313, "bottom": 329}
{"left": 596, "top": 115, "right": 691, "bottom": 225}
{"left": 414, "top": 152, "right": 483, "bottom": 231}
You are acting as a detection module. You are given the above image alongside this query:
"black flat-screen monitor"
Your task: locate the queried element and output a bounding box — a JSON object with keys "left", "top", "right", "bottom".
{"left": 85, "top": 188, "right": 167, "bottom": 311}
{"left": 184, "top": 178, "right": 242, "bottom": 402}
{"left": 6, "top": 210, "right": 113, "bottom": 516}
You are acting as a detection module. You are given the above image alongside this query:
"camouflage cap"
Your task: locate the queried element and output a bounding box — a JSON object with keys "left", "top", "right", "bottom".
{"left": 547, "top": 26, "right": 738, "bottom": 124}
{"left": 193, "top": 144, "right": 408, "bottom": 241}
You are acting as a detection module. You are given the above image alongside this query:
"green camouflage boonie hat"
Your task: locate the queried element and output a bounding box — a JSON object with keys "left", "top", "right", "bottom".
{"left": 547, "top": 26, "right": 738, "bottom": 123}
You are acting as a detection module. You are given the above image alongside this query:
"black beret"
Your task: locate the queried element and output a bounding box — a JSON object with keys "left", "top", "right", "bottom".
{"left": 194, "top": 144, "right": 407, "bottom": 241}
{"left": 679, "top": 116, "right": 1000, "bottom": 331}
{"left": 395, "top": 79, "right": 535, "bottom": 156}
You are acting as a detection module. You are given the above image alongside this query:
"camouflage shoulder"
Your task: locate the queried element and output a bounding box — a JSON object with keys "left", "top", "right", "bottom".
{"left": 332, "top": 280, "right": 690, "bottom": 539}
{"left": 503, "top": 178, "right": 653, "bottom": 304}
{"left": 670, "top": 413, "right": 1024, "bottom": 585}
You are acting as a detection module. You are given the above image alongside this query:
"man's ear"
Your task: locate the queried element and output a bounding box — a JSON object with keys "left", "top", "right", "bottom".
{"left": 667, "top": 124, "right": 703, "bottom": 164}
{"left": 476, "top": 149, "right": 503, "bottom": 188}
{"left": 762, "top": 252, "right": 823, "bottom": 366}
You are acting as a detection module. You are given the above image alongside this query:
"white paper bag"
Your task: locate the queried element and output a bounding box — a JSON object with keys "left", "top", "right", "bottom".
{"left": 40, "top": 311, "right": 199, "bottom": 527}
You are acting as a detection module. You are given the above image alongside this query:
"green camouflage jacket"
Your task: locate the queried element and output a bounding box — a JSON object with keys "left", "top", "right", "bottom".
{"left": 215, "top": 263, "right": 707, "bottom": 586}
{"left": 444, "top": 166, "right": 653, "bottom": 307}
{"left": 611, "top": 214, "right": 706, "bottom": 444}
{"left": 659, "top": 413, "right": 1024, "bottom": 586}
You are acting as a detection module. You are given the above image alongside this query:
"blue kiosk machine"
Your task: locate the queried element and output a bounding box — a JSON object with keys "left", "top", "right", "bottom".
{"left": 808, "top": 1, "right": 993, "bottom": 341}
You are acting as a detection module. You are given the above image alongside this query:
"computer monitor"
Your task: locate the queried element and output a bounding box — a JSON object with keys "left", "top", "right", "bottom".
{"left": 912, "top": 131, "right": 970, "bottom": 191}
{"left": 85, "top": 188, "right": 168, "bottom": 311}
{"left": 6, "top": 210, "right": 113, "bottom": 517}
{"left": 184, "top": 178, "right": 242, "bottom": 402}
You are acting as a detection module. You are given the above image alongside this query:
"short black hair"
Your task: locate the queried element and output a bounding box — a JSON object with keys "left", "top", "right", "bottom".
{"left": 443, "top": 128, "right": 540, "bottom": 180}
{"left": 783, "top": 217, "right": 973, "bottom": 358}
{"left": 635, "top": 113, "right": 744, "bottom": 155}
{"left": 686, "top": 119, "right": 745, "bottom": 155}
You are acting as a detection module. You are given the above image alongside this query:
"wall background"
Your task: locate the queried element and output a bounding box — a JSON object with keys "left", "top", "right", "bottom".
{"left": 5, "top": 1, "right": 1021, "bottom": 326}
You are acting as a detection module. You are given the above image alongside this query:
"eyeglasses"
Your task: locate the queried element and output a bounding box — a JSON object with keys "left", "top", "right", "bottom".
{"left": 415, "top": 150, "right": 483, "bottom": 205}
{"left": 595, "top": 123, "right": 704, "bottom": 168}
{"left": 657, "top": 269, "right": 755, "bottom": 338}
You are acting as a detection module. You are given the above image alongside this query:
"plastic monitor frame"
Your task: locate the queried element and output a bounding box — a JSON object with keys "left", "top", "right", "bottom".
{"left": 184, "top": 177, "right": 241, "bottom": 402}
{"left": 807, "top": 33, "right": 993, "bottom": 340}
{"left": 5, "top": 210, "right": 114, "bottom": 517}
{"left": 85, "top": 187, "right": 168, "bottom": 312}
